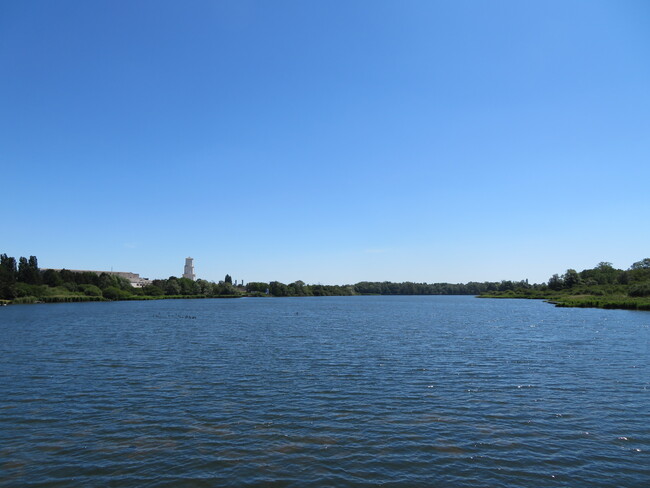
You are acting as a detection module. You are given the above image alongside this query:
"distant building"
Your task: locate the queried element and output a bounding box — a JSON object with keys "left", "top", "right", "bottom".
{"left": 42, "top": 269, "right": 152, "bottom": 288}
{"left": 183, "top": 257, "right": 195, "bottom": 281}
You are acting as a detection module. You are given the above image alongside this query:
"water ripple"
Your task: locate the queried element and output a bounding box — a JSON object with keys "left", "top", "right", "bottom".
{"left": 1, "top": 296, "right": 649, "bottom": 487}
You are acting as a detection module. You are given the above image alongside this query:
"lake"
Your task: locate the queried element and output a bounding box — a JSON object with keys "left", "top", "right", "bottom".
{"left": 1, "top": 296, "right": 648, "bottom": 487}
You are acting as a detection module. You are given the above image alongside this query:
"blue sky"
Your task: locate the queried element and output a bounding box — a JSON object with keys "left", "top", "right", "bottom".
{"left": 1, "top": 0, "right": 649, "bottom": 285}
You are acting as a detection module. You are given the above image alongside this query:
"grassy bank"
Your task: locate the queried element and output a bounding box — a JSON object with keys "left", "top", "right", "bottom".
{"left": 5, "top": 294, "right": 246, "bottom": 305}
{"left": 551, "top": 295, "right": 650, "bottom": 311}
{"left": 479, "top": 291, "right": 650, "bottom": 311}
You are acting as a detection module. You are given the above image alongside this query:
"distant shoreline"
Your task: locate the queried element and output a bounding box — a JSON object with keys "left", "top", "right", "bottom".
{"left": 3, "top": 254, "right": 650, "bottom": 312}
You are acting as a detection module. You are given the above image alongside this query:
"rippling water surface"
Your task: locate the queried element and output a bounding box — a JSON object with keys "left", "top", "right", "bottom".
{"left": 1, "top": 296, "right": 649, "bottom": 487}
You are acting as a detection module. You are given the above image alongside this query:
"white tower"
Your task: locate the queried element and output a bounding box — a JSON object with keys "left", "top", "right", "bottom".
{"left": 183, "top": 257, "right": 195, "bottom": 280}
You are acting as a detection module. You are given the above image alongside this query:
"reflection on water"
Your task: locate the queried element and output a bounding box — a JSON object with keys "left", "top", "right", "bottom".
{"left": 1, "top": 296, "right": 649, "bottom": 487}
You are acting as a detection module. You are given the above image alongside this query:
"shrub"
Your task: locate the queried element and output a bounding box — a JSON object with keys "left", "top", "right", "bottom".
{"left": 142, "top": 284, "right": 165, "bottom": 296}
{"left": 79, "top": 284, "right": 103, "bottom": 297}
{"left": 63, "top": 282, "right": 79, "bottom": 292}
{"left": 102, "top": 286, "right": 132, "bottom": 300}
{"left": 629, "top": 281, "right": 650, "bottom": 297}
{"left": 0, "top": 284, "right": 17, "bottom": 300}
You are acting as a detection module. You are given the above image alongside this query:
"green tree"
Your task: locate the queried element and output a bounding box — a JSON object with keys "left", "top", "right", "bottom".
{"left": 195, "top": 279, "right": 213, "bottom": 295}
{"left": 98, "top": 272, "right": 115, "bottom": 290}
{"left": 628, "top": 258, "right": 650, "bottom": 283}
{"left": 0, "top": 254, "right": 17, "bottom": 283}
{"left": 18, "top": 256, "right": 40, "bottom": 284}
{"left": 289, "top": 280, "right": 309, "bottom": 296}
{"left": 224, "top": 274, "right": 232, "bottom": 284}
{"left": 595, "top": 262, "right": 618, "bottom": 284}
{"left": 246, "top": 282, "right": 269, "bottom": 293}
{"left": 629, "top": 281, "right": 650, "bottom": 297}
{"left": 77, "top": 271, "right": 100, "bottom": 286}
{"left": 548, "top": 274, "right": 564, "bottom": 291}
{"left": 216, "top": 282, "right": 238, "bottom": 296}
{"left": 42, "top": 269, "right": 63, "bottom": 286}
{"left": 630, "top": 258, "right": 650, "bottom": 270}
{"left": 165, "top": 277, "right": 181, "bottom": 295}
{"left": 103, "top": 286, "right": 131, "bottom": 300}
{"left": 562, "top": 269, "right": 580, "bottom": 288}
{"left": 59, "top": 269, "right": 77, "bottom": 285}
{"left": 0, "top": 254, "right": 18, "bottom": 299}
{"left": 17, "top": 257, "right": 27, "bottom": 283}
{"left": 269, "top": 281, "right": 288, "bottom": 296}
{"left": 42, "top": 269, "right": 64, "bottom": 287}
{"left": 178, "top": 277, "right": 200, "bottom": 295}
{"left": 142, "top": 284, "right": 165, "bottom": 296}
{"left": 401, "top": 282, "right": 416, "bottom": 294}
{"left": 80, "top": 284, "right": 103, "bottom": 297}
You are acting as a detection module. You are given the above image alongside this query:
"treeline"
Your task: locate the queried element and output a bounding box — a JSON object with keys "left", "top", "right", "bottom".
{"left": 5, "top": 252, "right": 648, "bottom": 308}
{"left": 245, "top": 281, "right": 356, "bottom": 297}
{"left": 244, "top": 279, "right": 534, "bottom": 297}
{"left": 545, "top": 260, "right": 650, "bottom": 296}
{"left": 481, "top": 259, "right": 650, "bottom": 310}
{"left": 353, "top": 280, "right": 535, "bottom": 295}
{"left": 144, "top": 277, "right": 239, "bottom": 298}
{"left": 0, "top": 253, "right": 242, "bottom": 302}
{"left": 1, "top": 252, "right": 539, "bottom": 303}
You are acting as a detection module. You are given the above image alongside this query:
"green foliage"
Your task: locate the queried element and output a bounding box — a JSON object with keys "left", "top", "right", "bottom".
{"left": 63, "top": 281, "right": 79, "bottom": 292}
{"left": 4, "top": 252, "right": 650, "bottom": 312}
{"left": 12, "top": 296, "right": 37, "bottom": 304}
{"left": 547, "top": 274, "right": 564, "bottom": 291}
{"left": 1, "top": 252, "right": 248, "bottom": 303}
{"left": 178, "top": 277, "right": 199, "bottom": 295}
{"left": 629, "top": 281, "right": 650, "bottom": 298}
{"left": 562, "top": 269, "right": 580, "bottom": 288}
{"left": 580, "top": 262, "right": 619, "bottom": 285}
{"left": 195, "top": 279, "right": 214, "bottom": 295}
{"left": 288, "top": 281, "right": 311, "bottom": 296}
{"left": 481, "top": 258, "right": 650, "bottom": 311}
{"left": 39, "top": 295, "right": 104, "bottom": 303}
{"left": 0, "top": 254, "right": 18, "bottom": 299}
{"left": 79, "top": 284, "right": 103, "bottom": 297}
{"left": 246, "top": 282, "right": 269, "bottom": 293}
{"left": 14, "top": 282, "right": 45, "bottom": 297}
{"left": 627, "top": 262, "right": 650, "bottom": 283}
{"left": 98, "top": 273, "right": 114, "bottom": 290}
{"left": 42, "top": 269, "right": 63, "bottom": 287}
{"left": 0, "top": 254, "right": 17, "bottom": 285}
{"left": 142, "top": 284, "right": 165, "bottom": 296}
{"left": 247, "top": 291, "right": 268, "bottom": 297}
{"left": 554, "top": 296, "right": 650, "bottom": 311}
{"left": 215, "top": 282, "right": 238, "bottom": 296}
{"left": 269, "top": 281, "right": 289, "bottom": 297}
{"left": 630, "top": 258, "right": 650, "bottom": 270}
{"left": 0, "top": 284, "right": 17, "bottom": 300}
{"left": 353, "top": 280, "right": 531, "bottom": 295}
{"left": 164, "top": 278, "right": 181, "bottom": 296}
{"left": 18, "top": 256, "right": 41, "bottom": 285}
{"left": 102, "top": 286, "right": 133, "bottom": 300}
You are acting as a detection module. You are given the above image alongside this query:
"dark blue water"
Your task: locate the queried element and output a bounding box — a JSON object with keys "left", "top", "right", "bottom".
{"left": 1, "top": 296, "right": 648, "bottom": 487}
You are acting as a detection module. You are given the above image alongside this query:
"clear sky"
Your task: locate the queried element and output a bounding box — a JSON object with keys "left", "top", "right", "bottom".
{"left": 1, "top": 0, "right": 649, "bottom": 285}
